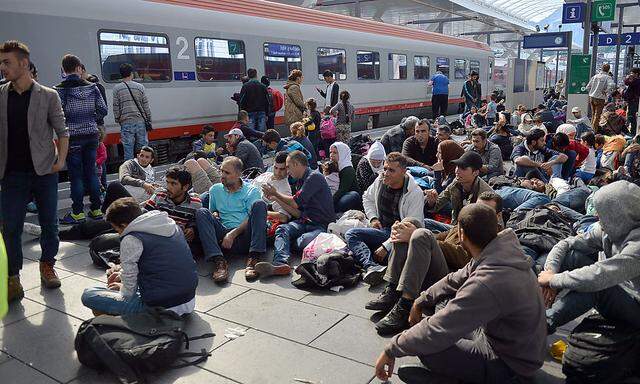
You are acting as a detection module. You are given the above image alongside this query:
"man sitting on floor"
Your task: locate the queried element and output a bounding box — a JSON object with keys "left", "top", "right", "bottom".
{"left": 511, "top": 128, "right": 567, "bottom": 182}
{"left": 102, "top": 146, "right": 160, "bottom": 211}
{"left": 465, "top": 128, "right": 504, "bottom": 180}
{"left": 195, "top": 156, "right": 268, "bottom": 283}
{"left": 401, "top": 119, "right": 438, "bottom": 170}
{"left": 345, "top": 152, "right": 423, "bottom": 287}
{"left": 375, "top": 203, "right": 546, "bottom": 384}
{"left": 252, "top": 151, "right": 293, "bottom": 223}
{"left": 81, "top": 197, "right": 197, "bottom": 316}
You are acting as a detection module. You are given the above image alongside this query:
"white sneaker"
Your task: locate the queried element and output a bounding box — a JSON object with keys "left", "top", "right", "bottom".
{"left": 23, "top": 222, "right": 42, "bottom": 237}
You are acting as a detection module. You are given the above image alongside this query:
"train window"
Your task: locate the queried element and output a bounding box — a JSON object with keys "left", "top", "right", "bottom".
{"left": 263, "top": 42, "right": 302, "bottom": 81}
{"left": 98, "top": 30, "right": 171, "bottom": 82}
{"left": 388, "top": 53, "right": 407, "bottom": 80}
{"left": 436, "top": 57, "right": 450, "bottom": 78}
{"left": 356, "top": 51, "right": 380, "bottom": 80}
{"left": 194, "top": 37, "right": 246, "bottom": 81}
{"left": 414, "top": 55, "right": 430, "bottom": 80}
{"left": 470, "top": 60, "right": 480, "bottom": 76}
{"left": 317, "top": 47, "right": 347, "bottom": 80}
{"left": 454, "top": 59, "right": 467, "bottom": 79}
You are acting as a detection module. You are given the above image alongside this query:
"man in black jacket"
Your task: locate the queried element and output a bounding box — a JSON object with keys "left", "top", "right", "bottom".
{"left": 316, "top": 70, "right": 339, "bottom": 108}
{"left": 624, "top": 67, "right": 640, "bottom": 135}
{"left": 239, "top": 68, "right": 270, "bottom": 133}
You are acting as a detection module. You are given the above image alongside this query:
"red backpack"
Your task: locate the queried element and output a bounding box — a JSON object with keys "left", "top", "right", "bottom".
{"left": 269, "top": 88, "right": 284, "bottom": 113}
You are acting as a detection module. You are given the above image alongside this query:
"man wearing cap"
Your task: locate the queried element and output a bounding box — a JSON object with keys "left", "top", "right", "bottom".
{"left": 567, "top": 106, "right": 593, "bottom": 139}
{"left": 224, "top": 128, "right": 263, "bottom": 171}
{"left": 423, "top": 151, "right": 493, "bottom": 233}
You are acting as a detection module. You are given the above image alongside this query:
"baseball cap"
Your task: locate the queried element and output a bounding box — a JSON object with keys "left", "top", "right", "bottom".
{"left": 451, "top": 151, "right": 483, "bottom": 171}
{"left": 571, "top": 106, "right": 581, "bottom": 113}
{"left": 224, "top": 128, "right": 244, "bottom": 138}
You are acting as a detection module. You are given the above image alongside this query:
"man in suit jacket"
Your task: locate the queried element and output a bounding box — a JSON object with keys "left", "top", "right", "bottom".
{"left": 0, "top": 40, "right": 69, "bottom": 303}
{"left": 316, "top": 70, "right": 339, "bottom": 108}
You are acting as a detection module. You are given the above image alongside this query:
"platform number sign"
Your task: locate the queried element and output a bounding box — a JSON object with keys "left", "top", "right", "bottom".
{"left": 562, "top": 3, "right": 586, "bottom": 24}
{"left": 591, "top": 0, "right": 616, "bottom": 22}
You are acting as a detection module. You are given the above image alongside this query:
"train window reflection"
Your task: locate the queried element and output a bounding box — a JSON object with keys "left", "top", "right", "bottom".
{"left": 356, "top": 51, "right": 380, "bottom": 80}
{"left": 195, "top": 37, "right": 246, "bottom": 81}
{"left": 436, "top": 57, "right": 450, "bottom": 78}
{"left": 454, "top": 59, "right": 467, "bottom": 79}
{"left": 388, "top": 53, "right": 407, "bottom": 80}
{"left": 414, "top": 55, "right": 430, "bottom": 80}
{"left": 317, "top": 47, "right": 347, "bottom": 80}
{"left": 264, "top": 43, "right": 302, "bottom": 81}
{"left": 98, "top": 30, "right": 171, "bottom": 82}
{"left": 470, "top": 60, "right": 480, "bottom": 77}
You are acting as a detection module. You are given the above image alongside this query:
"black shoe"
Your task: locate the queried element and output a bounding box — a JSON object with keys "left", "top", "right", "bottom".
{"left": 365, "top": 285, "right": 400, "bottom": 311}
{"left": 375, "top": 300, "right": 410, "bottom": 336}
{"left": 398, "top": 364, "right": 433, "bottom": 384}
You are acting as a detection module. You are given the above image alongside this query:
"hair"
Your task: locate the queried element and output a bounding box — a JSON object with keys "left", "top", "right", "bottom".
{"left": 260, "top": 75, "right": 270, "bottom": 87}
{"left": 222, "top": 156, "right": 243, "bottom": 173}
{"left": 323, "top": 161, "right": 339, "bottom": 174}
{"left": 288, "top": 150, "right": 309, "bottom": 167}
{"left": 525, "top": 128, "right": 546, "bottom": 145}
{"left": 165, "top": 164, "right": 192, "bottom": 189}
{"left": 323, "top": 105, "right": 331, "bottom": 115}
{"left": 288, "top": 69, "right": 303, "bottom": 82}
{"left": 458, "top": 203, "right": 498, "bottom": 249}
{"left": 263, "top": 129, "right": 281, "bottom": 144}
{"left": 490, "top": 94, "right": 497, "bottom": 101}
{"left": 306, "top": 98, "right": 317, "bottom": 111}
{"left": 594, "top": 134, "right": 606, "bottom": 147}
{"left": 437, "top": 125, "right": 451, "bottom": 135}
{"left": 61, "top": 54, "right": 82, "bottom": 74}
{"left": 478, "top": 191, "right": 503, "bottom": 213}
{"left": 139, "top": 145, "right": 156, "bottom": 160}
{"left": 105, "top": 197, "right": 143, "bottom": 227}
{"left": 471, "top": 128, "right": 487, "bottom": 140}
{"left": 275, "top": 150, "right": 289, "bottom": 164}
{"left": 237, "top": 110, "right": 249, "bottom": 122}
{"left": 201, "top": 124, "right": 215, "bottom": 137}
{"left": 323, "top": 70, "right": 334, "bottom": 78}
{"left": 517, "top": 104, "right": 526, "bottom": 111}
{"left": 247, "top": 68, "right": 258, "bottom": 78}
{"left": 417, "top": 118, "right": 431, "bottom": 129}
{"left": 119, "top": 63, "right": 133, "bottom": 78}
{"left": 0, "top": 40, "right": 30, "bottom": 60}
{"left": 386, "top": 152, "right": 408, "bottom": 169}
{"left": 439, "top": 140, "right": 465, "bottom": 176}
{"left": 339, "top": 90, "right": 351, "bottom": 123}
{"left": 553, "top": 132, "right": 570, "bottom": 149}
{"left": 581, "top": 131, "right": 596, "bottom": 148}
{"left": 602, "top": 63, "right": 610, "bottom": 72}
{"left": 29, "top": 61, "right": 37, "bottom": 78}
{"left": 469, "top": 71, "right": 479, "bottom": 77}
{"left": 290, "top": 121, "right": 305, "bottom": 137}
{"left": 631, "top": 67, "right": 640, "bottom": 76}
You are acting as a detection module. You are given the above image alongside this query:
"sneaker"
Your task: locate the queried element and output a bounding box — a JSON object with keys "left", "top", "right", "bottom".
{"left": 375, "top": 300, "right": 410, "bottom": 336}
{"left": 365, "top": 284, "right": 400, "bottom": 312}
{"left": 88, "top": 209, "right": 103, "bottom": 220}
{"left": 245, "top": 257, "right": 259, "bottom": 282}
{"left": 26, "top": 201, "right": 38, "bottom": 213}
{"left": 211, "top": 256, "right": 229, "bottom": 284}
{"left": 60, "top": 212, "right": 86, "bottom": 225}
{"left": 254, "top": 262, "right": 291, "bottom": 278}
{"left": 39, "top": 262, "right": 62, "bottom": 289}
{"left": 8, "top": 275, "right": 25, "bottom": 302}
{"left": 23, "top": 222, "right": 42, "bottom": 237}
{"left": 363, "top": 265, "right": 387, "bottom": 286}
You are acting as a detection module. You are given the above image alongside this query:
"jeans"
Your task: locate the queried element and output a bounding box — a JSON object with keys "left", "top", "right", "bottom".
{"left": 431, "top": 94, "right": 448, "bottom": 119}
{"left": 100, "top": 162, "right": 107, "bottom": 189}
{"left": 194, "top": 201, "right": 267, "bottom": 261}
{"left": 81, "top": 286, "right": 146, "bottom": 315}
{"left": 628, "top": 99, "right": 638, "bottom": 136}
{"left": 334, "top": 191, "right": 361, "bottom": 213}
{"left": 345, "top": 227, "right": 391, "bottom": 269}
{"left": 497, "top": 187, "right": 550, "bottom": 212}
{"left": 624, "top": 151, "right": 639, "bottom": 173}
{"left": 1, "top": 171, "right": 59, "bottom": 276}
{"left": 546, "top": 250, "right": 640, "bottom": 333}
{"left": 247, "top": 111, "right": 267, "bottom": 133}
{"left": 486, "top": 117, "right": 495, "bottom": 127}
{"left": 574, "top": 169, "right": 594, "bottom": 182}
{"left": 121, "top": 121, "right": 148, "bottom": 160}
{"left": 423, "top": 218, "right": 453, "bottom": 233}
{"left": 513, "top": 155, "right": 563, "bottom": 183}
{"left": 273, "top": 220, "right": 325, "bottom": 265}
{"left": 266, "top": 112, "right": 275, "bottom": 131}
{"left": 552, "top": 186, "right": 592, "bottom": 214}
{"left": 101, "top": 181, "right": 132, "bottom": 212}
{"left": 67, "top": 135, "right": 102, "bottom": 214}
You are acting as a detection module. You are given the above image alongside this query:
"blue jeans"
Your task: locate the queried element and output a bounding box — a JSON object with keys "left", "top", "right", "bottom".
{"left": 552, "top": 186, "right": 592, "bottom": 214}
{"left": 574, "top": 169, "right": 594, "bottom": 182}
{"left": 1, "top": 171, "right": 59, "bottom": 276}
{"left": 195, "top": 201, "right": 267, "bottom": 261}
{"left": 423, "top": 218, "right": 453, "bottom": 234}
{"left": 513, "top": 155, "right": 563, "bottom": 183}
{"left": 81, "top": 286, "right": 146, "bottom": 315}
{"left": 266, "top": 112, "right": 275, "bottom": 131}
{"left": 345, "top": 227, "right": 391, "bottom": 269}
{"left": 624, "top": 151, "right": 639, "bottom": 172}
{"left": 67, "top": 135, "right": 102, "bottom": 214}
{"left": 120, "top": 121, "right": 148, "bottom": 160}
{"left": 273, "top": 220, "right": 325, "bottom": 265}
{"left": 247, "top": 111, "right": 267, "bottom": 133}
{"left": 546, "top": 250, "right": 640, "bottom": 333}
{"left": 335, "top": 191, "right": 361, "bottom": 213}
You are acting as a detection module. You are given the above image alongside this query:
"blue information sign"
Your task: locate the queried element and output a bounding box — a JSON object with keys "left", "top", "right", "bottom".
{"left": 436, "top": 57, "right": 449, "bottom": 65}
{"left": 174, "top": 71, "right": 195, "bottom": 81}
{"left": 523, "top": 32, "right": 571, "bottom": 49}
{"left": 265, "top": 43, "right": 301, "bottom": 58}
{"left": 591, "top": 32, "right": 640, "bottom": 46}
{"left": 562, "top": 3, "right": 586, "bottom": 24}
{"left": 357, "top": 53, "right": 373, "bottom": 63}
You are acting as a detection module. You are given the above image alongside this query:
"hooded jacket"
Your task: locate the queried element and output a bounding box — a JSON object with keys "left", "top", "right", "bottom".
{"left": 55, "top": 75, "right": 107, "bottom": 137}
{"left": 284, "top": 80, "right": 305, "bottom": 127}
{"left": 545, "top": 181, "right": 640, "bottom": 301}
{"left": 386, "top": 229, "right": 546, "bottom": 377}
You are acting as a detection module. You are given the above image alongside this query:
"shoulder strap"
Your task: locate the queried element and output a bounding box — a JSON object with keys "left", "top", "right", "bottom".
{"left": 123, "top": 82, "right": 149, "bottom": 124}
{"left": 83, "top": 324, "right": 141, "bottom": 384}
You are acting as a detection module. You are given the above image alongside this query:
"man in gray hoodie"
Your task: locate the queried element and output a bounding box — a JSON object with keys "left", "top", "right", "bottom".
{"left": 375, "top": 203, "right": 546, "bottom": 383}
{"left": 539, "top": 180, "right": 640, "bottom": 332}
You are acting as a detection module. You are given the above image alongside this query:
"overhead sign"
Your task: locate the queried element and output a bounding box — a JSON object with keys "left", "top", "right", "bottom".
{"left": 591, "top": 32, "right": 640, "bottom": 46}
{"left": 265, "top": 43, "right": 301, "bottom": 58}
{"left": 568, "top": 54, "right": 591, "bottom": 94}
{"left": 562, "top": 3, "right": 586, "bottom": 23}
{"left": 523, "top": 32, "right": 571, "bottom": 49}
{"left": 173, "top": 71, "right": 195, "bottom": 81}
{"left": 591, "top": 0, "right": 616, "bottom": 22}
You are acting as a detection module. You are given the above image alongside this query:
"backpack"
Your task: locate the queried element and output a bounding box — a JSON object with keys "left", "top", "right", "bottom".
{"left": 488, "top": 174, "right": 520, "bottom": 190}
{"left": 506, "top": 205, "right": 575, "bottom": 254}
{"left": 269, "top": 88, "right": 284, "bottom": 113}
{"left": 563, "top": 313, "right": 640, "bottom": 384}
{"left": 75, "top": 308, "right": 214, "bottom": 384}
{"left": 302, "top": 116, "right": 316, "bottom": 132}
{"left": 89, "top": 233, "right": 121, "bottom": 269}
{"left": 320, "top": 117, "right": 337, "bottom": 140}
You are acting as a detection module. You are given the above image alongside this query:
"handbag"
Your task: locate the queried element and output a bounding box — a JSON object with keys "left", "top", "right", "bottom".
{"left": 123, "top": 81, "right": 152, "bottom": 131}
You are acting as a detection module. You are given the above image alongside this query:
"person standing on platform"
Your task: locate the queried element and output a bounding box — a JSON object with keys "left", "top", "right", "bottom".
{"left": 239, "top": 68, "right": 270, "bottom": 133}
{"left": 0, "top": 40, "right": 69, "bottom": 301}
{"left": 623, "top": 67, "right": 640, "bottom": 135}
{"left": 317, "top": 70, "right": 339, "bottom": 108}
{"left": 429, "top": 70, "right": 449, "bottom": 119}
{"left": 585, "top": 63, "right": 615, "bottom": 131}
{"left": 462, "top": 71, "right": 482, "bottom": 115}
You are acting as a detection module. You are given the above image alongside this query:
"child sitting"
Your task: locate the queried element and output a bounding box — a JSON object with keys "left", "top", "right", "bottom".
{"left": 322, "top": 161, "right": 340, "bottom": 196}
{"left": 575, "top": 131, "right": 598, "bottom": 182}
{"left": 81, "top": 197, "right": 198, "bottom": 316}
{"left": 191, "top": 124, "right": 218, "bottom": 160}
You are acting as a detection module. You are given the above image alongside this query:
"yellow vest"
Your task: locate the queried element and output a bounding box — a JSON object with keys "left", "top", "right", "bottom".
{"left": 0, "top": 233, "right": 8, "bottom": 318}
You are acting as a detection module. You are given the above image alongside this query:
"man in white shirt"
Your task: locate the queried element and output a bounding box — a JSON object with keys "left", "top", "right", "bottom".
{"left": 316, "top": 70, "right": 339, "bottom": 108}
{"left": 585, "top": 64, "right": 616, "bottom": 129}
{"left": 252, "top": 151, "right": 292, "bottom": 223}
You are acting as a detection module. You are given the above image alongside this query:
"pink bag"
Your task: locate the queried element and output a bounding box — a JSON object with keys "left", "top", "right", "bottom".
{"left": 301, "top": 233, "right": 346, "bottom": 264}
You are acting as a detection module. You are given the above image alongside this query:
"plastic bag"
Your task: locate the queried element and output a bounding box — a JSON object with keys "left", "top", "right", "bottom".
{"left": 327, "top": 210, "right": 369, "bottom": 240}
{"left": 301, "top": 233, "right": 346, "bottom": 264}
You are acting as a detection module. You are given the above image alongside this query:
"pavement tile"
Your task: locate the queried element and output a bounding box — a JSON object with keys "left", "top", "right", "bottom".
{"left": 151, "top": 366, "right": 239, "bottom": 384}
{"left": 56, "top": 252, "right": 109, "bottom": 282}
{"left": 182, "top": 311, "right": 249, "bottom": 353}
{"left": 301, "top": 282, "right": 385, "bottom": 319}
{"left": 0, "top": 310, "right": 84, "bottom": 383}
{"left": 199, "top": 329, "right": 374, "bottom": 384}
{"left": 22, "top": 240, "right": 88, "bottom": 262}
{"left": 1, "top": 298, "right": 48, "bottom": 329}
{"left": 0, "top": 351, "right": 11, "bottom": 365}
{"left": 194, "top": 276, "right": 250, "bottom": 313}
{"left": 227, "top": 256, "right": 309, "bottom": 301}
{"left": 19, "top": 258, "right": 74, "bottom": 291}
{"left": 0, "top": 359, "right": 59, "bottom": 384}
{"left": 25, "top": 274, "right": 100, "bottom": 321}
{"left": 211, "top": 290, "right": 345, "bottom": 344}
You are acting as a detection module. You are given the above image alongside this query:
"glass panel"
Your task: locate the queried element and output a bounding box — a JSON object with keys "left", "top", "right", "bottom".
{"left": 454, "top": 59, "right": 467, "bottom": 79}
{"left": 388, "top": 53, "right": 407, "bottom": 80}
{"left": 195, "top": 37, "right": 246, "bottom": 81}
{"left": 436, "top": 57, "right": 450, "bottom": 78}
{"left": 356, "top": 50, "right": 380, "bottom": 80}
{"left": 263, "top": 43, "right": 302, "bottom": 81}
{"left": 414, "top": 55, "right": 430, "bottom": 80}
{"left": 98, "top": 31, "right": 171, "bottom": 82}
{"left": 470, "top": 60, "right": 480, "bottom": 76}
{"left": 317, "top": 47, "right": 347, "bottom": 80}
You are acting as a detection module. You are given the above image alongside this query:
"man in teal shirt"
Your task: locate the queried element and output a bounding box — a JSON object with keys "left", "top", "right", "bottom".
{"left": 195, "top": 156, "right": 267, "bottom": 283}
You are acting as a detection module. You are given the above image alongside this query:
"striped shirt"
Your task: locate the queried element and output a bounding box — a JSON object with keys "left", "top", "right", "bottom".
{"left": 143, "top": 189, "right": 202, "bottom": 228}
{"left": 112, "top": 80, "right": 152, "bottom": 125}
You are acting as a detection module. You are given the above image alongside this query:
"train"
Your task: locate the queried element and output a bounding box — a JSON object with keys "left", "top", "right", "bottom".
{"left": 1, "top": 0, "right": 494, "bottom": 166}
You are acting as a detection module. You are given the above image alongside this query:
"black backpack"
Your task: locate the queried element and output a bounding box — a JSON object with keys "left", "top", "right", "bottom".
{"left": 89, "top": 233, "right": 121, "bottom": 269}
{"left": 563, "top": 314, "right": 640, "bottom": 384}
{"left": 506, "top": 205, "right": 576, "bottom": 254}
{"left": 75, "top": 308, "right": 214, "bottom": 384}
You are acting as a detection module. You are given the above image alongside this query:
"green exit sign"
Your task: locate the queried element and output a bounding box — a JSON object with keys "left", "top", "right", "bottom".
{"left": 591, "top": 0, "right": 616, "bottom": 22}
